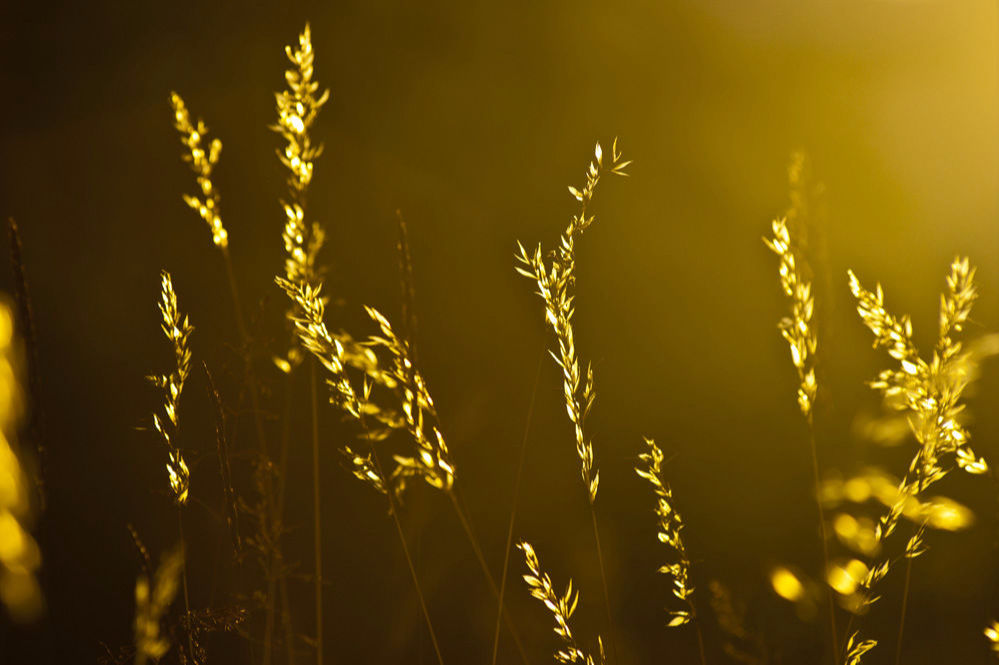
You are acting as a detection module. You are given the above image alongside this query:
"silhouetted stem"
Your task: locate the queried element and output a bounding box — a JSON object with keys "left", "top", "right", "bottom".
{"left": 808, "top": 424, "right": 838, "bottom": 661}
{"left": 367, "top": 441, "right": 444, "bottom": 665}
{"left": 491, "top": 351, "right": 544, "bottom": 665}
{"left": 589, "top": 503, "right": 617, "bottom": 664}
{"left": 895, "top": 550, "right": 914, "bottom": 665}
{"left": 177, "top": 509, "right": 195, "bottom": 664}
{"left": 310, "top": 363, "right": 324, "bottom": 665}
{"left": 447, "top": 490, "right": 530, "bottom": 664}
{"left": 695, "top": 619, "right": 708, "bottom": 665}
{"left": 221, "top": 247, "right": 279, "bottom": 665}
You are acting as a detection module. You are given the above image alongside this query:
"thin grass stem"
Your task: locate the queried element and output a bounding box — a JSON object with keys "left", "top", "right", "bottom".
{"left": 447, "top": 490, "right": 530, "bottom": 664}
{"left": 808, "top": 425, "right": 838, "bottom": 662}
{"left": 366, "top": 438, "right": 444, "bottom": 665}
{"left": 894, "top": 543, "right": 914, "bottom": 665}
{"left": 588, "top": 504, "right": 617, "bottom": 664}
{"left": 310, "top": 362, "right": 324, "bottom": 665}
{"left": 491, "top": 350, "right": 544, "bottom": 665}
{"left": 177, "top": 509, "right": 195, "bottom": 664}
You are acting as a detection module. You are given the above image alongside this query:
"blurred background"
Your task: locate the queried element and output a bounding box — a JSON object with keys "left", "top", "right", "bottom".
{"left": 2, "top": 0, "right": 999, "bottom": 663}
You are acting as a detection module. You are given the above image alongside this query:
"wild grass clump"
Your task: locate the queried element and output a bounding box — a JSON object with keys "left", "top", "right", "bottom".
{"left": 6, "top": 16, "right": 999, "bottom": 665}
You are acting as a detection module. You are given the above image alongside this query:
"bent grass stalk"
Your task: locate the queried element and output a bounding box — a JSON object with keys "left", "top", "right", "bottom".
{"left": 278, "top": 277, "right": 531, "bottom": 663}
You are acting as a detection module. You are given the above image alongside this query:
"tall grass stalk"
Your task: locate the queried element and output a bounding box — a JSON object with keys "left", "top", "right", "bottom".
{"left": 514, "top": 139, "right": 631, "bottom": 663}
{"left": 310, "top": 363, "right": 323, "bottom": 665}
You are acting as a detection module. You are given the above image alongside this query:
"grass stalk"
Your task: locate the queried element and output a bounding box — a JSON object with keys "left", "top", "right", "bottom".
{"left": 447, "top": 490, "right": 530, "bottom": 664}
{"left": 310, "top": 362, "right": 324, "bottom": 665}
{"left": 807, "top": 426, "right": 838, "bottom": 661}
{"left": 365, "top": 438, "right": 444, "bottom": 665}
{"left": 695, "top": 620, "right": 708, "bottom": 665}
{"left": 221, "top": 246, "right": 280, "bottom": 665}
{"left": 588, "top": 503, "right": 617, "bottom": 664}
{"left": 177, "top": 509, "right": 196, "bottom": 664}
{"left": 491, "top": 350, "right": 544, "bottom": 665}
{"left": 895, "top": 558, "right": 913, "bottom": 665}
{"left": 275, "top": 370, "right": 297, "bottom": 665}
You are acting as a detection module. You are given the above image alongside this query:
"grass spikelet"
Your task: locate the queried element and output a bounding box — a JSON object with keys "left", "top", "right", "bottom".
{"left": 169, "top": 92, "right": 227, "bottom": 249}
{"left": 635, "top": 440, "right": 696, "bottom": 622}
{"left": 764, "top": 217, "right": 817, "bottom": 420}
{"left": 277, "top": 276, "right": 457, "bottom": 492}
{"left": 365, "top": 305, "right": 455, "bottom": 492}
{"left": 133, "top": 545, "right": 184, "bottom": 665}
{"left": 985, "top": 620, "right": 999, "bottom": 657}
{"left": 515, "top": 138, "right": 629, "bottom": 661}
{"left": 275, "top": 279, "right": 362, "bottom": 413}
{"left": 843, "top": 257, "right": 991, "bottom": 663}
{"left": 514, "top": 139, "right": 630, "bottom": 504}
{"left": 764, "top": 212, "right": 837, "bottom": 657}
{"left": 147, "top": 270, "right": 193, "bottom": 506}
{"left": 271, "top": 24, "right": 331, "bottom": 665}
{"left": 518, "top": 541, "right": 604, "bottom": 665}
{"left": 848, "top": 258, "right": 987, "bottom": 487}
{"left": 273, "top": 22, "right": 330, "bottom": 202}
{"left": 274, "top": 22, "right": 329, "bottom": 342}
{"left": 0, "top": 302, "right": 42, "bottom": 623}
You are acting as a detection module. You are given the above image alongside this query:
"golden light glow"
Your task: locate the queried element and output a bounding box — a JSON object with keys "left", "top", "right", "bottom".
{"left": 827, "top": 559, "right": 869, "bottom": 597}
{"left": 770, "top": 567, "right": 805, "bottom": 603}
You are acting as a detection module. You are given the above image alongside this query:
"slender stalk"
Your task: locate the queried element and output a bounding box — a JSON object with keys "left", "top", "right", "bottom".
{"left": 7, "top": 218, "right": 45, "bottom": 511}
{"left": 694, "top": 619, "right": 708, "bottom": 665}
{"left": 310, "top": 363, "right": 324, "bottom": 665}
{"left": 491, "top": 351, "right": 544, "bottom": 665}
{"left": 894, "top": 549, "right": 914, "bottom": 665}
{"left": 588, "top": 504, "right": 617, "bottom": 664}
{"left": 177, "top": 509, "right": 195, "bottom": 664}
{"left": 276, "top": 371, "right": 297, "bottom": 665}
{"left": 807, "top": 425, "right": 838, "bottom": 662}
{"left": 367, "top": 440, "right": 444, "bottom": 665}
{"left": 280, "top": 575, "right": 297, "bottom": 665}
{"left": 221, "top": 247, "right": 280, "bottom": 665}
{"left": 447, "top": 490, "right": 530, "bottom": 664}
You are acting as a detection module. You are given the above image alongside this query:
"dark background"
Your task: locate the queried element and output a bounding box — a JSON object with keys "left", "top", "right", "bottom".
{"left": 2, "top": 1, "right": 999, "bottom": 663}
